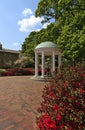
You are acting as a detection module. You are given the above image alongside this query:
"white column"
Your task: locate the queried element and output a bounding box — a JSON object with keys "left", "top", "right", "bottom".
{"left": 41, "top": 51, "right": 45, "bottom": 78}
{"left": 58, "top": 54, "right": 61, "bottom": 69}
{"left": 52, "top": 51, "right": 55, "bottom": 72}
{"left": 35, "top": 51, "right": 38, "bottom": 77}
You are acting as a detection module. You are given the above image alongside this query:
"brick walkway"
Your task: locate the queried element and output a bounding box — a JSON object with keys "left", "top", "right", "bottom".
{"left": 0, "top": 76, "right": 45, "bottom": 130}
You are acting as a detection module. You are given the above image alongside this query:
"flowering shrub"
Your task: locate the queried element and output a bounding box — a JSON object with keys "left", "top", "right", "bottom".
{"left": 0, "top": 68, "right": 34, "bottom": 76}
{"left": 1, "top": 68, "right": 22, "bottom": 76}
{"left": 36, "top": 66, "right": 85, "bottom": 130}
{"left": 22, "top": 68, "right": 34, "bottom": 75}
{"left": 0, "top": 68, "right": 48, "bottom": 76}
{"left": 2, "top": 70, "right": 14, "bottom": 76}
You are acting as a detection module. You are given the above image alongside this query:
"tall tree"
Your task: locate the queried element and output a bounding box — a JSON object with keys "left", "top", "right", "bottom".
{"left": 35, "top": 0, "right": 85, "bottom": 64}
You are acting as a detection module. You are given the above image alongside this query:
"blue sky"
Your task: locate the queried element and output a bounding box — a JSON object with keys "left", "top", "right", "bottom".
{"left": 0, "top": 0, "right": 49, "bottom": 50}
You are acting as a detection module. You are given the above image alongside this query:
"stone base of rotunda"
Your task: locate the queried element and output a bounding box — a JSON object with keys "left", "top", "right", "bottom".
{"left": 31, "top": 75, "right": 52, "bottom": 82}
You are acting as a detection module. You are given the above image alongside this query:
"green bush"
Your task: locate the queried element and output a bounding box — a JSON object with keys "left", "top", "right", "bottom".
{"left": 0, "top": 69, "right": 6, "bottom": 75}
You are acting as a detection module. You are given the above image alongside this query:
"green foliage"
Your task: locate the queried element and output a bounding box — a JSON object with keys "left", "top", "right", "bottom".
{"left": 21, "top": 0, "right": 85, "bottom": 66}
{"left": 35, "top": 0, "right": 58, "bottom": 23}
{"left": 35, "top": 0, "right": 85, "bottom": 64}
{"left": 14, "top": 55, "right": 35, "bottom": 68}
{"left": 0, "top": 69, "right": 5, "bottom": 75}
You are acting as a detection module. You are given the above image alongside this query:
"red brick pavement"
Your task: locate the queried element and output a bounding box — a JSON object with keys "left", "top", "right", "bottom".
{"left": 0, "top": 76, "right": 45, "bottom": 130}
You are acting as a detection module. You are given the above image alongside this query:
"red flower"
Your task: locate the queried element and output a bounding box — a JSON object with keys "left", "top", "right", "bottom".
{"left": 37, "top": 65, "right": 85, "bottom": 130}
{"left": 80, "top": 88, "right": 85, "bottom": 94}
{"left": 53, "top": 105, "right": 59, "bottom": 110}
{"left": 49, "top": 92, "right": 54, "bottom": 96}
{"left": 64, "top": 81, "right": 67, "bottom": 88}
{"left": 82, "top": 74, "right": 85, "bottom": 77}
{"left": 49, "top": 92, "right": 57, "bottom": 98}
{"left": 56, "top": 114, "right": 62, "bottom": 121}
{"left": 38, "top": 114, "right": 57, "bottom": 130}
{"left": 77, "top": 82, "right": 81, "bottom": 87}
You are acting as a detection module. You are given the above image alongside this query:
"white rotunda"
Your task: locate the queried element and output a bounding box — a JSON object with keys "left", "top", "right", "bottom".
{"left": 34, "top": 41, "right": 61, "bottom": 79}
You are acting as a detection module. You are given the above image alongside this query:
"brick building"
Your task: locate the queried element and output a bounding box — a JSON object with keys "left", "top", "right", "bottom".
{"left": 0, "top": 43, "right": 19, "bottom": 68}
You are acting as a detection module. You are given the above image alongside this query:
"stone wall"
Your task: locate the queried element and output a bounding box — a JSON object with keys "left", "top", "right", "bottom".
{"left": 0, "top": 50, "right": 19, "bottom": 68}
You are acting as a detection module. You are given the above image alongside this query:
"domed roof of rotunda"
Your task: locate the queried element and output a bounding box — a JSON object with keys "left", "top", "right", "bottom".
{"left": 35, "top": 41, "right": 58, "bottom": 49}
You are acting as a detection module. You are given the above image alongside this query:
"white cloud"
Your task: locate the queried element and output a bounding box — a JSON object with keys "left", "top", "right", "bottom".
{"left": 18, "top": 15, "right": 43, "bottom": 32}
{"left": 18, "top": 7, "right": 50, "bottom": 33}
{"left": 22, "top": 8, "right": 32, "bottom": 17}
{"left": 13, "top": 42, "right": 19, "bottom": 46}
{"left": 42, "top": 23, "right": 50, "bottom": 28}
